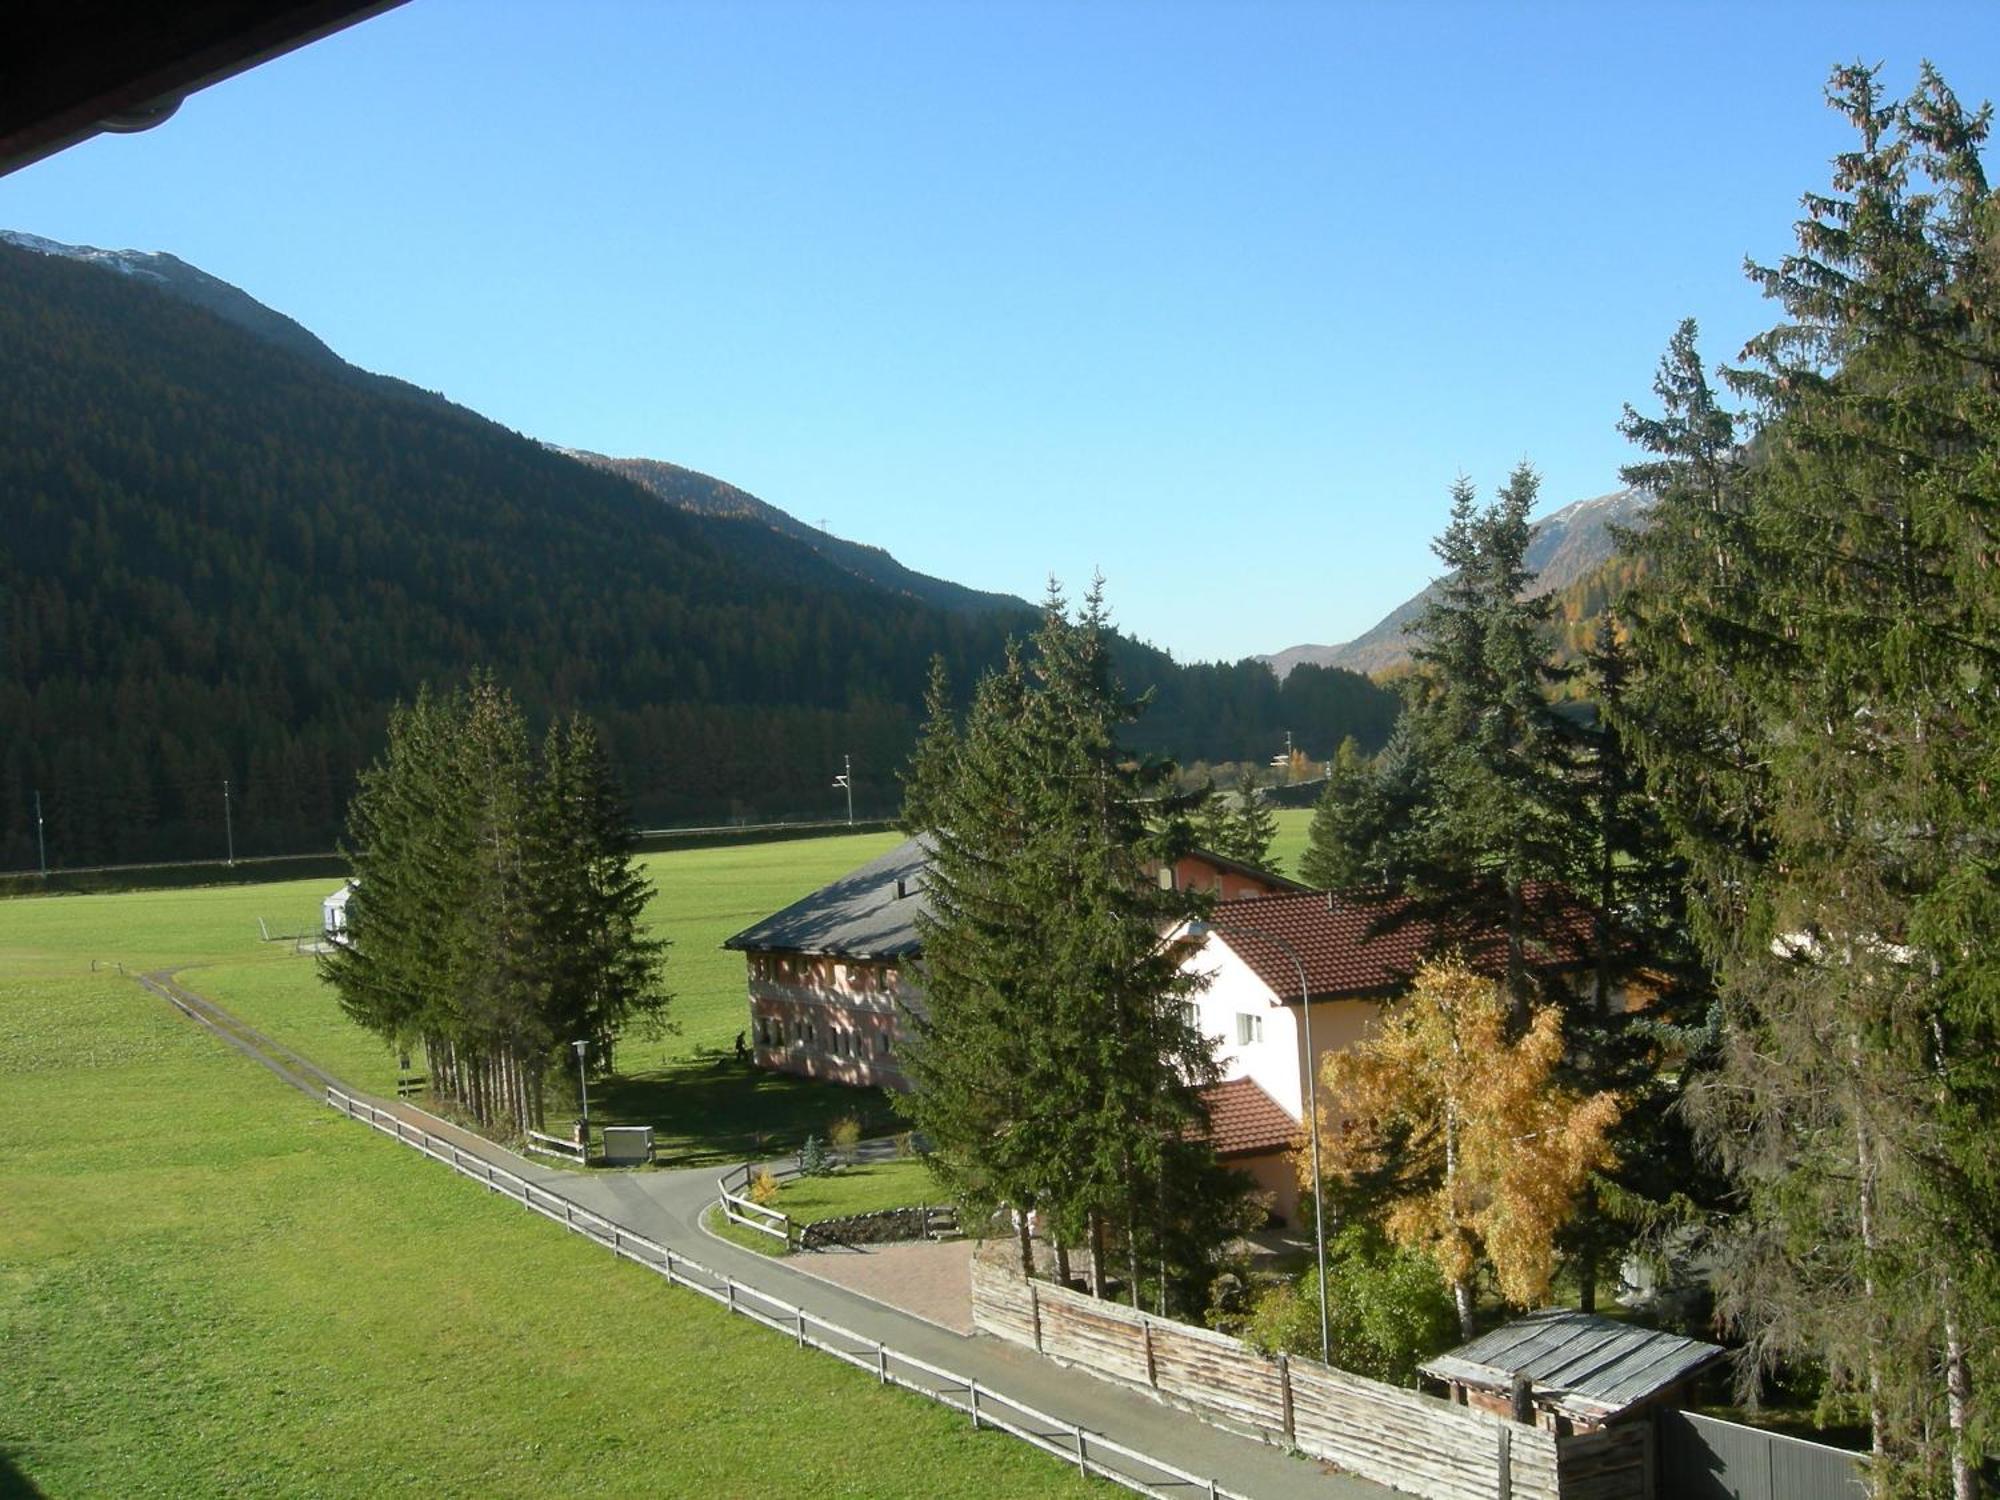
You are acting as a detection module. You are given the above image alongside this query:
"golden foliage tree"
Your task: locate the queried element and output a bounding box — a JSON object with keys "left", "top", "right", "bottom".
{"left": 1311, "top": 957, "right": 1620, "bottom": 1336}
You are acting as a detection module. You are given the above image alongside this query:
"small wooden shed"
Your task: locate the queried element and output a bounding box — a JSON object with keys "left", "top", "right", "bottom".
{"left": 1420, "top": 1308, "right": 1725, "bottom": 1434}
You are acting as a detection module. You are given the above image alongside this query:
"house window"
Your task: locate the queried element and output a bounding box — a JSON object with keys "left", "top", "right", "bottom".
{"left": 878, "top": 1034, "right": 892, "bottom": 1058}
{"left": 1179, "top": 1001, "right": 1200, "bottom": 1031}
{"left": 1235, "top": 1013, "right": 1263, "bottom": 1046}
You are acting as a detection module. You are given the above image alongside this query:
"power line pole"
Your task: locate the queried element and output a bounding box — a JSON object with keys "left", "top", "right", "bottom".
{"left": 833, "top": 754, "right": 853, "bottom": 825}
{"left": 223, "top": 779, "right": 235, "bottom": 866}
{"left": 33, "top": 789, "right": 46, "bottom": 878}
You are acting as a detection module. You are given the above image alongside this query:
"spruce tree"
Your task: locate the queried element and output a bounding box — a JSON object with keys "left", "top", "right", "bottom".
{"left": 1618, "top": 65, "right": 2000, "bottom": 1491}
{"left": 1228, "top": 765, "right": 1279, "bottom": 869}
{"left": 1299, "top": 736, "right": 1386, "bottom": 891}
{"left": 901, "top": 583, "right": 1238, "bottom": 1303}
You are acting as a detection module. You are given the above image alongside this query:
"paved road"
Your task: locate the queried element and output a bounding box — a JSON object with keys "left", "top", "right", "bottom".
{"left": 146, "top": 970, "right": 1395, "bottom": 1500}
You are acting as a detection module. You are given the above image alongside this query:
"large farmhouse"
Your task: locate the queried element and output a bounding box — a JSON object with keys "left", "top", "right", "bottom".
{"left": 725, "top": 844, "right": 1609, "bottom": 1225}
{"left": 721, "top": 837, "right": 1304, "bottom": 1092}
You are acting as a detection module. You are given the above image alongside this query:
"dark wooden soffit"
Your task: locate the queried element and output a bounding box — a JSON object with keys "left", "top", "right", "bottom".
{"left": 3, "top": 0, "right": 408, "bottom": 178}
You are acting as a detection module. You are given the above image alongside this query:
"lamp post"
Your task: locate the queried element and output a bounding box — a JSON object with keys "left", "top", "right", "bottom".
{"left": 1188, "top": 916, "right": 1330, "bottom": 1365}
{"left": 833, "top": 754, "right": 853, "bottom": 825}
{"left": 572, "top": 1038, "right": 591, "bottom": 1149}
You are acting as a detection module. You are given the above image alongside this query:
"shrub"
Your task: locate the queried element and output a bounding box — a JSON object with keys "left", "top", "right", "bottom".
{"left": 799, "top": 1134, "right": 830, "bottom": 1177}
{"left": 1244, "top": 1226, "right": 1459, "bottom": 1385}
{"left": 748, "top": 1169, "right": 781, "bottom": 1207}
{"left": 828, "top": 1115, "right": 862, "bottom": 1153}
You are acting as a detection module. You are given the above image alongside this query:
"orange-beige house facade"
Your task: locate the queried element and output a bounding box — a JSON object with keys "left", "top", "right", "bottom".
{"left": 723, "top": 838, "right": 1305, "bottom": 1094}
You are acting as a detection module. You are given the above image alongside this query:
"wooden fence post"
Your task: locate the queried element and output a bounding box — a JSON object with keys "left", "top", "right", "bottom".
{"left": 969, "top": 1380, "right": 981, "bottom": 1430}
{"left": 1073, "top": 1428, "right": 1088, "bottom": 1476}
{"left": 1497, "top": 1425, "right": 1512, "bottom": 1500}
{"left": 876, "top": 1346, "right": 888, "bottom": 1385}
{"left": 1278, "top": 1352, "right": 1296, "bottom": 1447}
{"left": 1029, "top": 1278, "right": 1043, "bottom": 1352}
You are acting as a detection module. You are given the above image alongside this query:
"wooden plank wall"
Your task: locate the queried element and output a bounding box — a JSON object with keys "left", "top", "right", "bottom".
{"left": 971, "top": 1253, "right": 1644, "bottom": 1500}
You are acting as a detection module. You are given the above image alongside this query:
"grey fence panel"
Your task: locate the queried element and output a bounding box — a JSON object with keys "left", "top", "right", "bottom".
{"left": 1660, "top": 1410, "right": 1866, "bottom": 1500}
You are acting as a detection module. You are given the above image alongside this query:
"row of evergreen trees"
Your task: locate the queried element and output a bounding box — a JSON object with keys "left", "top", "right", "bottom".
{"left": 897, "top": 586, "right": 1253, "bottom": 1314}
{"left": 1609, "top": 65, "right": 1998, "bottom": 1499}
{"left": 1297, "top": 63, "right": 1997, "bottom": 1495}
{"left": 321, "top": 677, "right": 669, "bottom": 1134}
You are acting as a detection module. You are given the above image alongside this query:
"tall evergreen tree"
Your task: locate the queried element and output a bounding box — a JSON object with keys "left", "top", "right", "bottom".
{"left": 1618, "top": 65, "right": 2000, "bottom": 1494}
{"left": 1401, "top": 466, "right": 1585, "bottom": 1013}
{"left": 1299, "top": 736, "right": 1387, "bottom": 891}
{"left": 1226, "top": 765, "right": 1279, "bottom": 869}
{"left": 901, "top": 583, "right": 1239, "bottom": 1307}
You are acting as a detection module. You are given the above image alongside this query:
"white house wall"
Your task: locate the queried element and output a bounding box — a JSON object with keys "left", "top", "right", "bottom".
{"left": 1181, "top": 933, "right": 1389, "bottom": 1127}
{"left": 1184, "top": 937, "right": 1305, "bottom": 1119}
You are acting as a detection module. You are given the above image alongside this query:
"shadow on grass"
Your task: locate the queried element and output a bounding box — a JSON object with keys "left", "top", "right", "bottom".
{"left": 595, "top": 1055, "right": 903, "bottom": 1169}
{"left": 0, "top": 1451, "right": 46, "bottom": 1499}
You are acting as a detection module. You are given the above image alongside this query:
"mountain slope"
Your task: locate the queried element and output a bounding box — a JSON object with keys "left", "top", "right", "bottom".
{"left": 1260, "top": 487, "right": 1651, "bottom": 679}
{"left": 0, "top": 236, "right": 1401, "bottom": 866}
{"left": 560, "top": 449, "right": 1032, "bottom": 617}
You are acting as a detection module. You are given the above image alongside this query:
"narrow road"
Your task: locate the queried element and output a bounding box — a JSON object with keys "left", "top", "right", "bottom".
{"left": 142, "top": 970, "right": 1394, "bottom": 1500}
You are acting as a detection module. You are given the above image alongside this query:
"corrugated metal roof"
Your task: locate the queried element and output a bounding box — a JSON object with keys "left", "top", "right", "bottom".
{"left": 1420, "top": 1308, "right": 1724, "bottom": 1423}
{"left": 721, "top": 839, "right": 1298, "bottom": 961}
{"left": 722, "top": 836, "right": 932, "bottom": 960}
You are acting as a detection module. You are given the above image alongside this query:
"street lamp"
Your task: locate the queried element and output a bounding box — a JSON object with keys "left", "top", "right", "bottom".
{"left": 1188, "top": 916, "right": 1330, "bottom": 1365}
{"left": 572, "top": 1038, "right": 591, "bottom": 1146}
{"left": 832, "top": 754, "right": 853, "bottom": 825}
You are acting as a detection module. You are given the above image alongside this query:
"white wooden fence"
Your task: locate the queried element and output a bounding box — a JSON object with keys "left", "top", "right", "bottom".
{"left": 324, "top": 1088, "right": 1247, "bottom": 1499}
{"left": 716, "top": 1159, "right": 797, "bottom": 1246}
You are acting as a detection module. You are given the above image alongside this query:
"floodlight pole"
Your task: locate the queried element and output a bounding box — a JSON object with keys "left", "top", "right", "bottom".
{"left": 1192, "top": 917, "right": 1329, "bottom": 1365}
{"left": 223, "top": 779, "right": 235, "bottom": 866}
{"left": 833, "top": 754, "right": 853, "bottom": 825}
{"left": 33, "top": 789, "right": 46, "bottom": 878}
{"left": 572, "top": 1038, "right": 591, "bottom": 1138}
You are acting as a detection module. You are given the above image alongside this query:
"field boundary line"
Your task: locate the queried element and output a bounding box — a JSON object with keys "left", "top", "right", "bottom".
{"left": 324, "top": 1084, "right": 1254, "bottom": 1500}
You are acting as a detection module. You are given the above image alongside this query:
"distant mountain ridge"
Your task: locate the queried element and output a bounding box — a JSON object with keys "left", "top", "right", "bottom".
{"left": 0, "top": 230, "right": 1402, "bottom": 866}
{"left": 1259, "top": 487, "right": 1652, "bottom": 679}
{"left": 559, "top": 449, "right": 1032, "bottom": 617}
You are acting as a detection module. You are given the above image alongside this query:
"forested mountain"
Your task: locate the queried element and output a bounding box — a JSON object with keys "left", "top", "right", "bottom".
{"left": 0, "top": 236, "right": 1398, "bottom": 867}
{"left": 1260, "top": 487, "right": 1652, "bottom": 679}
{"left": 557, "top": 449, "right": 1031, "bottom": 617}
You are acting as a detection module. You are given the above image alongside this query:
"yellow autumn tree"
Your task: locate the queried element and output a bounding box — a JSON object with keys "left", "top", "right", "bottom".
{"left": 1309, "top": 956, "right": 1621, "bottom": 1338}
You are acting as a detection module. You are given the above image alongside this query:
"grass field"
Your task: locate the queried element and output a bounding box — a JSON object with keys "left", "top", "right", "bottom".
{"left": 0, "top": 968, "right": 1097, "bottom": 1497}
{"left": 0, "top": 814, "right": 1315, "bottom": 1168}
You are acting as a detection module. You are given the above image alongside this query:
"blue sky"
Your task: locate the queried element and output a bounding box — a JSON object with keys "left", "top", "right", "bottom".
{"left": 5, "top": 2, "right": 1994, "bottom": 663}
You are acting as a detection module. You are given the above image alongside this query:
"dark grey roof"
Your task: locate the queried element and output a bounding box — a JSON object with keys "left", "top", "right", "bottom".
{"left": 1419, "top": 1308, "right": 1724, "bottom": 1423}
{"left": 722, "top": 836, "right": 932, "bottom": 960}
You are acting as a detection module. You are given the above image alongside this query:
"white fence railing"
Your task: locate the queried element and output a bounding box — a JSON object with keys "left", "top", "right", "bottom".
{"left": 523, "top": 1128, "right": 587, "bottom": 1163}
{"left": 715, "top": 1160, "right": 798, "bottom": 1246}
{"left": 324, "top": 1087, "right": 1251, "bottom": 1500}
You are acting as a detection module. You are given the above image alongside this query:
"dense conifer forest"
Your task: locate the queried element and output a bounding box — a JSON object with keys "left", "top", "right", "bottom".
{"left": 0, "top": 243, "right": 1397, "bottom": 867}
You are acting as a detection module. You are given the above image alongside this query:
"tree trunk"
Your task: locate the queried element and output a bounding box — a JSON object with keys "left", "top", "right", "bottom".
{"left": 1453, "top": 1277, "right": 1476, "bottom": 1341}
{"left": 1087, "top": 1211, "right": 1106, "bottom": 1298}
{"left": 1054, "top": 1238, "right": 1072, "bottom": 1291}
{"left": 1016, "top": 1207, "right": 1034, "bottom": 1279}
{"left": 1943, "top": 1284, "right": 1976, "bottom": 1500}
{"left": 1126, "top": 1218, "right": 1141, "bottom": 1310}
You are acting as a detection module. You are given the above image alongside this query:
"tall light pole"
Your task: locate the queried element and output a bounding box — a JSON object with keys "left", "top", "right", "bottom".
{"left": 33, "top": 790, "right": 46, "bottom": 878}
{"left": 1189, "top": 916, "right": 1329, "bottom": 1364}
{"left": 222, "top": 779, "right": 235, "bottom": 866}
{"left": 572, "top": 1038, "right": 591, "bottom": 1145}
{"left": 833, "top": 754, "right": 853, "bottom": 825}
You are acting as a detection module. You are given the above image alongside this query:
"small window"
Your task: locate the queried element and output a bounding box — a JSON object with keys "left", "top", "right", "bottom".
{"left": 1179, "top": 1001, "right": 1200, "bottom": 1031}
{"left": 878, "top": 1034, "right": 892, "bottom": 1058}
{"left": 1235, "top": 1013, "right": 1263, "bottom": 1046}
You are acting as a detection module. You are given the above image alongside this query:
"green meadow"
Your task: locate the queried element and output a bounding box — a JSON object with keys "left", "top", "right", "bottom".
{"left": 0, "top": 837, "right": 1112, "bottom": 1497}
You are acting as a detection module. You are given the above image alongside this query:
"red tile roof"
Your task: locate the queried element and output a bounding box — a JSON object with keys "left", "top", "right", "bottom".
{"left": 1205, "top": 882, "right": 1596, "bottom": 1002}
{"left": 1202, "top": 1078, "right": 1300, "bottom": 1157}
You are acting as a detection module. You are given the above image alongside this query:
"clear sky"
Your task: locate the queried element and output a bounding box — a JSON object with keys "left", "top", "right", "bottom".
{"left": 4, "top": 2, "right": 1994, "bottom": 663}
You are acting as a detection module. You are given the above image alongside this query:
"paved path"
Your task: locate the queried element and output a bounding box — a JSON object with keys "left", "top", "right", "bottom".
{"left": 784, "top": 1236, "right": 977, "bottom": 1335}
{"left": 146, "top": 970, "right": 1395, "bottom": 1500}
